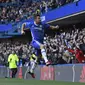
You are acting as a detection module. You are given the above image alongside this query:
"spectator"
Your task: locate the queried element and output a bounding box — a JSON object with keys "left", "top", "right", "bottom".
{"left": 8, "top": 50, "right": 19, "bottom": 78}
{"left": 50, "top": 0, "right": 58, "bottom": 9}
{"left": 0, "top": 26, "right": 85, "bottom": 64}
{"left": 0, "top": 0, "right": 75, "bottom": 24}
{"left": 66, "top": 46, "right": 85, "bottom": 63}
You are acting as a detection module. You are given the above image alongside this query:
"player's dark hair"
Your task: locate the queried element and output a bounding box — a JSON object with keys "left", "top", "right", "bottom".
{"left": 33, "top": 13, "right": 40, "bottom": 20}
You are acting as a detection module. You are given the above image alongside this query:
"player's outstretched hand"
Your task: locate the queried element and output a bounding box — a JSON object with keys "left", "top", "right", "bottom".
{"left": 21, "top": 30, "right": 25, "bottom": 35}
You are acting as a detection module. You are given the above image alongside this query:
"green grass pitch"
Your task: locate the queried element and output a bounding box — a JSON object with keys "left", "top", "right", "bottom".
{"left": 0, "top": 78, "right": 85, "bottom": 85}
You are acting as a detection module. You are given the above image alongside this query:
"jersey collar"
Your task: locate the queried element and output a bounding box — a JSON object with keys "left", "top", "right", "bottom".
{"left": 34, "top": 21, "right": 42, "bottom": 26}
{"left": 34, "top": 21, "right": 38, "bottom": 26}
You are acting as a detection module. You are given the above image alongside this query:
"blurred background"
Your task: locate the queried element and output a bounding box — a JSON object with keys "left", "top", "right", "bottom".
{"left": 0, "top": 0, "right": 85, "bottom": 66}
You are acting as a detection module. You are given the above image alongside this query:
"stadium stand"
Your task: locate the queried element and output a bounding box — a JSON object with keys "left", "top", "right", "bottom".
{"left": 0, "top": 0, "right": 75, "bottom": 24}
{"left": 0, "top": 26, "right": 85, "bottom": 65}
{"left": 0, "top": 0, "right": 85, "bottom": 83}
{"left": 0, "top": 0, "right": 84, "bottom": 64}
{"left": 0, "top": 0, "right": 82, "bottom": 65}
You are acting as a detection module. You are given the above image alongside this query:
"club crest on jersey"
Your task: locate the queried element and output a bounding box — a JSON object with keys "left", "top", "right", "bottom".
{"left": 32, "top": 25, "right": 34, "bottom": 28}
{"left": 40, "top": 25, "right": 42, "bottom": 28}
{"left": 34, "top": 25, "right": 43, "bottom": 30}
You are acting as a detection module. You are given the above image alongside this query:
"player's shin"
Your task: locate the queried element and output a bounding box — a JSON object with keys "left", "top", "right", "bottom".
{"left": 29, "top": 61, "right": 36, "bottom": 78}
{"left": 30, "top": 61, "right": 36, "bottom": 73}
{"left": 41, "top": 49, "right": 48, "bottom": 63}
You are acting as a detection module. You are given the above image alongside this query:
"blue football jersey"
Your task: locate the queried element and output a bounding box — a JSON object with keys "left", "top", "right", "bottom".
{"left": 25, "top": 22, "right": 50, "bottom": 43}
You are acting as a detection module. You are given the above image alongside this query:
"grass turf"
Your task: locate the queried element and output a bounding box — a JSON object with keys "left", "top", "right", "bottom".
{"left": 0, "top": 78, "right": 85, "bottom": 85}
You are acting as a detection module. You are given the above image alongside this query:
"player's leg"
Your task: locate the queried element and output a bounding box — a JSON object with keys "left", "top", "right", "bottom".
{"left": 13, "top": 68, "right": 17, "bottom": 78}
{"left": 31, "top": 40, "right": 50, "bottom": 66}
{"left": 24, "top": 62, "right": 30, "bottom": 79}
{"left": 26, "top": 51, "right": 37, "bottom": 78}
{"left": 11, "top": 69, "right": 14, "bottom": 78}
{"left": 29, "top": 60, "right": 37, "bottom": 78}
{"left": 30, "top": 61, "right": 37, "bottom": 73}
{"left": 11, "top": 68, "right": 16, "bottom": 78}
{"left": 40, "top": 44, "right": 51, "bottom": 65}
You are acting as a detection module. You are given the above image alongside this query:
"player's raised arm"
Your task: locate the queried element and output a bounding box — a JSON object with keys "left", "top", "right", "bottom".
{"left": 21, "top": 23, "right": 26, "bottom": 34}
{"left": 21, "top": 22, "right": 31, "bottom": 34}
{"left": 44, "top": 23, "right": 59, "bottom": 30}
{"left": 50, "top": 25, "right": 59, "bottom": 30}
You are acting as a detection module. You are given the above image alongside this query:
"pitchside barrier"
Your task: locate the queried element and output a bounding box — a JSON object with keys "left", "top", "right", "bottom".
{"left": 0, "top": 64, "right": 85, "bottom": 82}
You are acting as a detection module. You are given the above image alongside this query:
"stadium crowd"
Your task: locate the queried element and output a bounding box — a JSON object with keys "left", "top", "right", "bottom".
{"left": 0, "top": 0, "right": 77, "bottom": 24}
{"left": 0, "top": 26, "right": 85, "bottom": 65}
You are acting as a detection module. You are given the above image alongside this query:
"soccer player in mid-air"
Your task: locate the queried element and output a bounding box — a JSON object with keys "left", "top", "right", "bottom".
{"left": 21, "top": 14, "right": 59, "bottom": 76}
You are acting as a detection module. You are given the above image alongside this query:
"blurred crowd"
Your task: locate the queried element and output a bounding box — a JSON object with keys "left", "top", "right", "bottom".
{"left": 0, "top": 26, "right": 85, "bottom": 65}
{"left": 0, "top": 0, "right": 77, "bottom": 24}
{"left": 44, "top": 27, "right": 85, "bottom": 64}
{"left": 0, "top": 39, "right": 30, "bottom": 65}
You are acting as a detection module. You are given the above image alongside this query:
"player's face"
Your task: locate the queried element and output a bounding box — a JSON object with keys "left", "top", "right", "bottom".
{"left": 35, "top": 16, "right": 41, "bottom": 24}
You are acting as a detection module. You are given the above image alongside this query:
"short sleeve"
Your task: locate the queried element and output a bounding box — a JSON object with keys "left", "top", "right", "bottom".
{"left": 15, "top": 55, "right": 19, "bottom": 62}
{"left": 44, "top": 23, "right": 50, "bottom": 29}
{"left": 16, "top": 57, "right": 19, "bottom": 62}
{"left": 8, "top": 54, "right": 11, "bottom": 62}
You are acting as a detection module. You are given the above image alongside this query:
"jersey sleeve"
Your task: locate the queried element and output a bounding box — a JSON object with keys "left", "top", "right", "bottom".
{"left": 66, "top": 48, "right": 75, "bottom": 54}
{"left": 8, "top": 54, "right": 11, "bottom": 62}
{"left": 15, "top": 55, "right": 19, "bottom": 62}
{"left": 44, "top": 23, "right": 50, "bottom": 29}
{"left": 25, "top": 22, "right": 32, "bottom": 29}
{"left": 17, "top": 57, "right": 19, "bottom": 62}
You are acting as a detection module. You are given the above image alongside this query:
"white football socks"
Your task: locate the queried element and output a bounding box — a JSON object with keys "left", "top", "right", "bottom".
{"left": 41, "top": 49, "right": 48, "bottom": 63}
